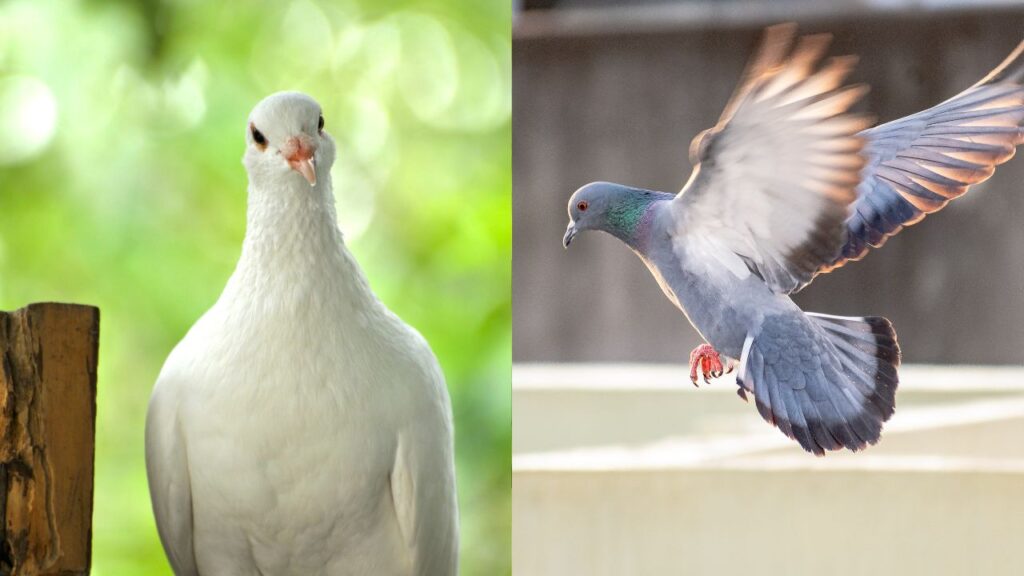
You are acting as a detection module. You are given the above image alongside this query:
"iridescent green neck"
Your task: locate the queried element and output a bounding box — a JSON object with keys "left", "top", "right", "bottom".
{"left": 603, "top": 190, "right": 672, "bottom": 247}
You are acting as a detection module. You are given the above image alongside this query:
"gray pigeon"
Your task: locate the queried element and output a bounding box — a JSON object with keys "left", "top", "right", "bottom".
{"left": 563, "top": 24, "right": 1024, "bottom": 455}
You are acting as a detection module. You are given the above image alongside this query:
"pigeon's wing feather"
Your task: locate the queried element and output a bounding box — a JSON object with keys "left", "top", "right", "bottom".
{"left": 820, "top": 41, "right": 1024, "bottom": 272}
{"left": 390, "top": 352, "right": 459, "bottom": 576}
{"left": 675, "top": 24, "right": 871, "bottom": 294}
{"left": 145, "top": 377, "right": 199, "bottom": 576}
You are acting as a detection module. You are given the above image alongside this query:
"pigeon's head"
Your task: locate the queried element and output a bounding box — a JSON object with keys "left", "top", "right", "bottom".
{"left": 244, "top": 91, "right": 336, "bottom": 188}
{"left": 564, "top": 181, "right": 656, "bottom": 248}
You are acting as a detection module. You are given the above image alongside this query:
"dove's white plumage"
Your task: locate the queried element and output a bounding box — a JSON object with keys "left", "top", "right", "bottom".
{"left": 146, "top": 92, "right": 458, "bottom": 576}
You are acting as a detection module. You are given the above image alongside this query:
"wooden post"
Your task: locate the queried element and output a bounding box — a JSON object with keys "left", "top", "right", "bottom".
{"left": 0, "top": 304, "right": 99, "bottom": 576}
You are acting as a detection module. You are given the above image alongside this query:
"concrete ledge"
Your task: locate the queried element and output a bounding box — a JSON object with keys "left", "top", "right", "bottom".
{"left": 513, "top": 363, "right": 1024, "bottom": 575}
{"left": 514, "top": 363, "right": 1024, "bottom": 457}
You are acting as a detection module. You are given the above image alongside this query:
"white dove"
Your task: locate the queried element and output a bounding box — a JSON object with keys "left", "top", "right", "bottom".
{"left": 146, "top": 91, "right": 459, "bottom": 576}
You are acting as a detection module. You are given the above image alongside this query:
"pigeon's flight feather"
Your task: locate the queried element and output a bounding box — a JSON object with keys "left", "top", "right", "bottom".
{"left": 679, "top": 23, "right": 872, "bottom": 294}
{"left": 823, "top": 41, "right": 1024, "bottom": 271}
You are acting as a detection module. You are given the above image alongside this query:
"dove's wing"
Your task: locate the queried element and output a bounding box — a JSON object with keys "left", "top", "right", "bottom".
{"left": 821, "top": 41, "right": 1024, "bottom": 272}
{"left": 675, "top": 24, "right": 871, "bottom": 294}
{"left": 390, "top": 354, "right": 459, "bottom": 576}
{"left": 145, "top": 378, "right": 199, "bottom": 576}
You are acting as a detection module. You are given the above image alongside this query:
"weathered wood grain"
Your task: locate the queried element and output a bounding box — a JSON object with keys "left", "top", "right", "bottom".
{"left": 0, "top": 304, "right": 99, "bottom": 576}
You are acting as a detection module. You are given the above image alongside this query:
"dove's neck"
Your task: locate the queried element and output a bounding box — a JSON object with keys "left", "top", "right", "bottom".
{"left": 222, "top": 174, "right": 380, "bottom": 315}
{"left": 604, "top": 191, "right": 673, "bottom": 252}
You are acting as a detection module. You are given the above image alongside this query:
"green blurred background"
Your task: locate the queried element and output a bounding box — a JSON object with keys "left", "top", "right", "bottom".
{"left": 0, "top": 0, "right": 510, "bottom": 574}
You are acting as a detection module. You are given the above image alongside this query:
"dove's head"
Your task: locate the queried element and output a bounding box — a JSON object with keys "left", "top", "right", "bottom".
{"left": 243, "top": 91, "right": 335, "bottom": 189}
{"left": 564, "top": 181, "right": 668, "bottom": 248}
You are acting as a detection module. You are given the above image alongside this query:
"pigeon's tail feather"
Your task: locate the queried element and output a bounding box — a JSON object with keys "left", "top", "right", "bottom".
{"left": 737, "top": 312, "right": 900, "bottom": 455}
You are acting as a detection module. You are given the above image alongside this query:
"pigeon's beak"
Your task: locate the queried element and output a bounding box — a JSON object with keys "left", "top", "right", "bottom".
{"left": 285, "top": 138, "right": 317, "bottom": 186}
{"left": 563, "top": 221, "right": 577, "bottom": 248}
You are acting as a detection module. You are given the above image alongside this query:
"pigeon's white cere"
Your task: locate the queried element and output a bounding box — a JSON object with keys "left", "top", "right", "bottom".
{"left": 146, "top": 91, "right": 459, "bottom": 576}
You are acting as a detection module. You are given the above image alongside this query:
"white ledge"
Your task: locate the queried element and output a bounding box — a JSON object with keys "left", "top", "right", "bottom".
{"left": 514, "top": 362, "right": 1024, "bottom": 392}
{"left": 514, "top": 363, "right": 1024, "bottom": 470}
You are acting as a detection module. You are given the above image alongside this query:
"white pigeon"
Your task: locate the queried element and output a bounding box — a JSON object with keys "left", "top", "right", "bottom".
{"left": 146, "top": 91, "right": 459, "bottom": 576}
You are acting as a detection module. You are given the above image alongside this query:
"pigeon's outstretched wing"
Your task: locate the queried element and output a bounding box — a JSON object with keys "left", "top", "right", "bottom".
{"left": 146, "top": 378, "right": 199, "bottom": 576}
{"left": 820, "top": 41, "right": 1024, "bottom": 273}
{"left": 675, "top": 24, "right": 871, "bottom": 294}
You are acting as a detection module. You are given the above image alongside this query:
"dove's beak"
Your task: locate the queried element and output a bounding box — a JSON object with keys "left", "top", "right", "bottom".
{"left": 563, "top": 222, "right": 577, "bottom": 248}
{"left": 285, "top": 138, "right": 317, "bottom": 186}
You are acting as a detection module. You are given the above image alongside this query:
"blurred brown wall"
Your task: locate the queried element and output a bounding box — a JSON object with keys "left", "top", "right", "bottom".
{"left": 513, "top": 6, "right": 1024, "bottom": 364}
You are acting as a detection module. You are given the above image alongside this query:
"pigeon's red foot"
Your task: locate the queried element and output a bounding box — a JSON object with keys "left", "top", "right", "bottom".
{"left": 689, "top": 343, "right": 725, "bottom": 387}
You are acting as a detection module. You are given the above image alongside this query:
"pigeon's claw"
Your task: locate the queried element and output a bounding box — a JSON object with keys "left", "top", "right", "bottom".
{"left": 723, "top": 357, "right": 737, "bottom": 375}
{"left": 736, "top": 387, "right": 749, "bottom": 402}
{"left": 688, "top": 343, "right": 724, "bottom": 386}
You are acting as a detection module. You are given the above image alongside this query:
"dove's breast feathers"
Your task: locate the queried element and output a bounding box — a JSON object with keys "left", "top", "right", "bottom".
{"left": 149, "top": 204, "right": 456, "bottom": 575}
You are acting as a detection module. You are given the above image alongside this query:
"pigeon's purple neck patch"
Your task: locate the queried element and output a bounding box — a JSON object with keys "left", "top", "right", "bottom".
{"left": 605, "top": 192, "right": 671, "bottom": 251}
{"left": 630, "top": 203, "right": 660, "bottom": 251}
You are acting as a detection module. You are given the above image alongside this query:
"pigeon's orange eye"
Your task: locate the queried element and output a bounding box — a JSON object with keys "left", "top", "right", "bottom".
{"left": 577, "top": 201, "right": 588, "bottom": 212}
{"left": 251, "top": 124, "right": 267, "bottom": 147}
{"left": 318, "top": 114, "right": 325, "bottom": 133}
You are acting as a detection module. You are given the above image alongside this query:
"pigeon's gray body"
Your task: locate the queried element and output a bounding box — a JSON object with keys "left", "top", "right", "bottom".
{"left": 642, "top": 198, "right": 781, "bottom": 358}
{"left": 565, "top": 26, "right": 1024, "bottom": 454}
{"left": 585, "top": 187, "right": 900, "bottom": 454}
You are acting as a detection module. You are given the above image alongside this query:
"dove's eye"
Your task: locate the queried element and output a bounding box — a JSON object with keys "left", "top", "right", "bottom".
{"left": 251, "top": 124, "right": 267, "bottom": 148}
{"left": 577, "top": 201, "right": 589, "bottom": 212}
{"left": 318, "top": 114, "right": 324, "bottom": 133}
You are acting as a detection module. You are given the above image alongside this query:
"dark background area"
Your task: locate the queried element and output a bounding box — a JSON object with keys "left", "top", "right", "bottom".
{"left": 513, "top": 1, "right": 1024, "bottom": 364}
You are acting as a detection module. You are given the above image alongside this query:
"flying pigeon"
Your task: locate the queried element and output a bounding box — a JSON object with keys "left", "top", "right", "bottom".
{"left": 563, "top": 25, "right": 1024, "bottom": 455}
{"left": 146, "top": 92, "right": 459, "bottom": 574}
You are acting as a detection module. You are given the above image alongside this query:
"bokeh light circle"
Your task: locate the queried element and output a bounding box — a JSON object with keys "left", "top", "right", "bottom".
{"left": 0, "top": 75, "right": 58, "bottom": 165}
